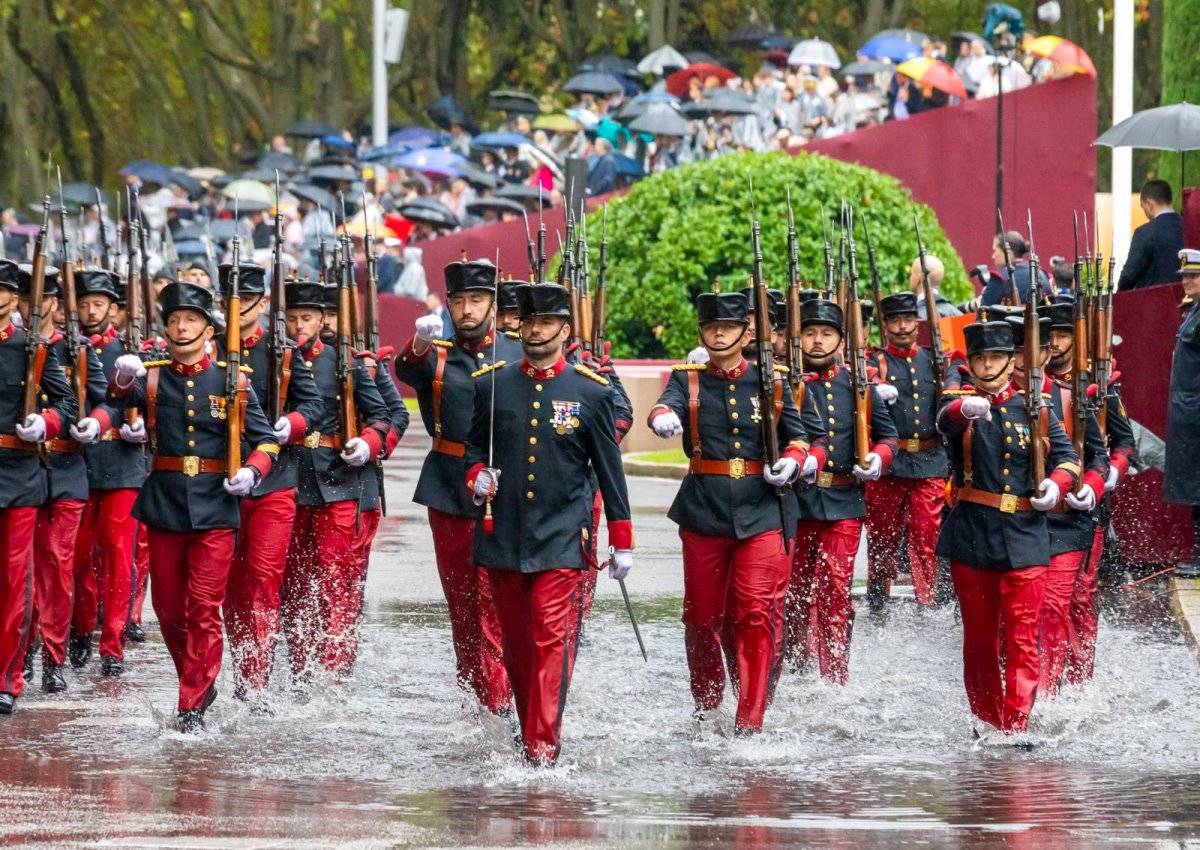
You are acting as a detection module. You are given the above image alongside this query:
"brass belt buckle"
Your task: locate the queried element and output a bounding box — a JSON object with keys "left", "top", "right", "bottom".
{"left": 182, "top": 455, "right": 200, "bottom": 477}
{"left": 304, "top": 431, "right": 320, "bottom": 449}
{"left": 817, "top": 471, "right": 833, "bottom": 488}
{"left": 728, "top": 458, "right": 746, "bottom": 479}
{"left": 999, "top": 493, "right": 1019, "bottom": 513}
{"left": 904, "top": 438, "right": 921, "bottom": 452}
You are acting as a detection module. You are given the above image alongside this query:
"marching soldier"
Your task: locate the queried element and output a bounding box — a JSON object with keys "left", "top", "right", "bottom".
{"left": 0, "top": 258, "right": 75, "bottom": 714}
{"left": 466, "top": 282, "right": 633, "bottom": 765}
{"left": 787, "top": 298, "right": 898, "bottom": 684}
{"left": 936, "top": 320, "right": 1079, "bottom": 735}
{"left": 396, "top": 258, "right": 518, "bottom": 715}
{"left": 214, "top": 264, "right": 322, "bottom": 704}
{"left": 864, "top": 292, "right": 949, "bottom": 609}
{"left": 496, "top": 278, "right": 521, "bottom": 333}
{"left": 647, "top": 290, "right": 809, "bottom": 735}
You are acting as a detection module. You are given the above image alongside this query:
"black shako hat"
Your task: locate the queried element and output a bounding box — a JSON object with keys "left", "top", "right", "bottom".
{"left": 75, "top": 269, "right": 121, "bottom": 302}
{"left": 515, "top": 283, "right": 571, "bottom": 319}
{"left": 739, "top": 287, "right": 785, "bottom": 330}
{"left": 322, "top": 283, "right": 340, "bottom": 311}
{"left": 801, "top": 298, "right": 843, "bottom": 332}
{"left": 0, "top": 259, "right": 19, "bottom": 291}
{"left": 497, "top": 279, "right": 524, "bottom": 312}
{"left": 880, "top": 291, "right": 918, "bottom": 318}
{"left": 444, "top": 258, "right": 498, "bottom": 295}
{"left": 17, "top": 263, "right": 60, "bottom": 298}
{"left": 1006, "top": 314, "right": 1051, "bottom": 349}
{"left": 696, "top": 291, "right": 749, "bottom": 325}
{"left": 964, "top": 320, "right": 1014, "bottom": 356}
{"left": 976, "top": 304, "right": 1022, "bottom": 323}
{"left": 284, "top": 281, "right": 326, "bottom": 311}
{"left": 218, "top": 262, "right": 267, "bottom": 296}
{"left": 159, "top": 281, "right": 214, "bottom": 324}
{"left": 860, "top": 300, "right": 875, "bottom": 324}
{"left": 1038, "top": 301, "right": 1074, "bottom": 332}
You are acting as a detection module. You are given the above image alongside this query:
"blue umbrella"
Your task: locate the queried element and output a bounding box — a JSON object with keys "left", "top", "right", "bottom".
{"left": 388, "top": 126, "right": 444, "bottom": 149}
{"left": 611, "top": 153, "right": 645, "bottom": 178}
{"left": 391, "top": 148, "right": 469, "bottom": 177}
{"left": 120, "top": 160, "right": 175, "bottom": 187}
{"left": 472, "top": 131, "right": 531, "bottom": 149}
{"left": 858, "top": 29, "right": 929, "bottom": 62}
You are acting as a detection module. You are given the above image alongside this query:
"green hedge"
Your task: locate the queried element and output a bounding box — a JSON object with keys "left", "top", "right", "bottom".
{"left": 568, "top": 151, "right": 969, "bottom": 359}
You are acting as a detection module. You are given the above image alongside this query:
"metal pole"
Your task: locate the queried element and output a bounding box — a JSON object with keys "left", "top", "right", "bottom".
{"left": 1111, "top": 0, "right": 1134, "bottom": 273}
{"left": 371, "top": 0, "right": 388, "bottom": 148}
{"left": 995, "top": 55, "right": 1004, "bottom": 227}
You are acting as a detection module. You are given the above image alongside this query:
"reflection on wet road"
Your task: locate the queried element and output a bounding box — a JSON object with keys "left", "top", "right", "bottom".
{"left": 2, "top": 434, "right": 1199, "bottom": 848}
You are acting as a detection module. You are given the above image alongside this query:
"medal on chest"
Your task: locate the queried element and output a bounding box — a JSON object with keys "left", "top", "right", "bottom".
{"left": 750, "top": 396, "right": 763, "bottom": 424}
{"left": 551, "top": 400, "right": 581, "bottom": 435}
{"left": 209, "top": 395, "right": 228, "bottom": 420}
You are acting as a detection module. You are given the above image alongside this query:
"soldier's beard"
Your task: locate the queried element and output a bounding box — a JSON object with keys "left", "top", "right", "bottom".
{"left": 803, "top": 349, "right": 838, "bottom": 370}
{"left": 455, "top": 317, "right": 491, "bottom": 342}
{"left": 1048, "top": 351, "right": 1071, "bottom": 373}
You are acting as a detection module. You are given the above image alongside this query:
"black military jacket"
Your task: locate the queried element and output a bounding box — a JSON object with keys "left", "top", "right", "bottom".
{"left": 359, "top": 353, "right": 411, "bottom": 513}
{"left": 796, "top": 365, "right": 900, "bottom": 522}
{"left": 465, "top": 356, "right": 632, "bottom": 572}
{"left": 43, "top": 332, "right": 107, "bottom": 502}
{"left": 0, "top": 322, "right": 75, "bottom": 508}
{"left": 293, "top": 338, "right": 391, "bottom": 508}
{"left": 650, "top": 359, "right": 808, "bottom": 540}
{"left": 936, "top": 382, "right": 1080, "bottom": 570}
{"left": 874, "top": 344, "right": 949, "bottom": 479}
{"left": 1166, "top": 301, "right": 1200, "bottom": 505}
{"left": 396, "top": 330, "right": 523, "bottom": 518}
{"left": 1099, "top": 381, "right": 1137, "bottom": 525}
{"left": 83, "top": 326, "right": 149, "bottom": 491}
{"left": 214, "top": 325, "right": 323, "bottom": 498}
{"left": 102, "top": 355, "right": 279, "bottom": 531}
{"left": 567, "top": 342, "right": 634, "bottom": 440}
{"left": 1044, "top": 374, "right": 1110, "bottom": 555}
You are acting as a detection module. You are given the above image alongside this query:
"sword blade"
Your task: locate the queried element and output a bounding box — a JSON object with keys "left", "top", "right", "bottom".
{"left": 617, "top": 576, "right": 648, "bottom": 663}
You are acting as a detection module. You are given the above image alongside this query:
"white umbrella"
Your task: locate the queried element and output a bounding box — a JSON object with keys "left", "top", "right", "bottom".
{"left": 788, "top": 38, "right": 841, "bottom": 69}
{"left": 638, "top": 44, "right": 689, "bottom": 76}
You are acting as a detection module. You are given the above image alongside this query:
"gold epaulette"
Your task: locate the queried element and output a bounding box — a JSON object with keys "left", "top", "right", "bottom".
{"left": 472, "top": 360, "right": 507, "bottom": 378}
{"left": 142, "top": 359, "right": 170, "bottom": 368}
{"left": 504, "top": 330, "right": 520, "bottom": 340}
{"left": 671, "top": 363, "right": 706, "bottom": 371}
{"left": 574, "top": 363, "right": 609, "bottom": 385}
{"left": 941, "top": 388, "right": 974, "bottom": 396}
{"left": 240, "top": 364, "right": 254, "bottom": 374}
{"left": 431, "top": 339, "right": 454, "bottom": 348}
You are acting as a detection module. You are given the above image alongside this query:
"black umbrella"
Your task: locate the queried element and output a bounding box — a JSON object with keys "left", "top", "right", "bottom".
{"left": 840, "top": 59, "right": 892, "bottom": 77}
{"left": 1095, "top": 102, "right": 1200, "bottom": 187}
{"left": 494, "top": 184, "right": 545, "bottom": 211}
{"left": 456, "top": 163, "right": 501, "bottom": 191}
{"left": 168, "top": 169, "right": 204, "bottom": 198}
{"left": 240, "top": 168, "right": 279, "bottom": 183}
{"left": 561, "top": 71, "right": 625, "bottom": 96}
{"left": 629, "top": 103, "right": 690, "bottom": 136}
{"left": 685, "top": 51, "right": 721, "bottom": 65}
{"left": 489, "top": 89, "right": 540, "bottom": 116}
{"left": 61, "top": 183, "right": 111, "bottom": 209}
{"left": 285, "top": 120, "right": 339, "bottom": 138}
{"left": 684, "top": 90, "right": 757, "bottom": 116}
{"left": 257, "top": 151, "right": 302, "bottom": 174}
{"left": 728, "top": 23, "right": 776, "bottom": 46}
{"left": 288, "top": 183, "right": 338, "bottom": 212}
{"left": 175, "top": 220, "right": 240, "bottom": 245}
{"left": 306, "top": 163, "right": 361, "bottom": 185}
{"left": 579, "top": 54, "right": 640, "bottom": 79}
{"left": 466, "top": 197, "right": 526, "bottom": 218}
{"left": 398, "top": 197, "right": 460, "bottom": 229}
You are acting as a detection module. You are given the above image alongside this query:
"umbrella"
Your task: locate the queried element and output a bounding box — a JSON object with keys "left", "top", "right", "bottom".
{"left": 728, "top": 23, "right": 776, "bottom": 47}
{"left": 222, "top": 178, "right": 276, "bottom": 208}
{"left": 398, "top": 197, "right": 459, "bottom": 230}
{"left": 257, "top": 151, "right": 302, "bottom": 174}
{"left": 305, "top": 163, "right": 361, "bottom": 184}
{"left": 172, "top": 239, "right": 207, "bottom": 258}
{"left": 561, "top": 71, "right": 625, "bottom": 96}
{"left": 858, "top": 28, "right": 929, "bottom": 62}
{"left": 760, "top": 35, "right": 797, "bottom": 51}
{"left": 120, "top": 160, "right": 175, "bottom": 187}
{"left": 456, "top": 162, "right": 501, "bottom": 190}
{"left": 637, "top": 44, "right": 688, "bottom": 76}
{"left": 285, "top": 120, "right": 338, "bottom": 138}
{"left": 840, "top": 59, "right": 892, "bottom": 78}
{"left": 532, "top": 113, "right": 581, "bottom": 133}
{"left": 472, "top": 131, "right": 531, "bottom": 150}
{"left": 788, "top": 38, "right": 840, "bottom": 69}
{"left": 665, "top": 63, "right": 738, "bottom": 99}
{"left": 494, "top": 184, "right": 545, "bottom": 210}
{"left": 1095, "top": 102, "right": 1200, "bottom": 188}
{"left": 684, "top": 89, "right": 757, "bottom": 116}
{"left": 60, "top": 183, "right": 111, "bottom": 209}
{"left": 629, "top": 103, "right": 689, "bottom": 136}
{"left": 519, "top": 143, "right": 563, "bottom": 181}
{"left": 167, "top": 169, "right": 204, "bottom": 197}
{"left": 685, "top": 51, "right": 721, "bottom": 65}
{"left": 612, "top": 154, "right": 645, "bottom": 179}
{"left": 426, "top": 96, "right": 476, "bottom": 132}
{"left": 579, "top": 54, "right": 639, "bottom": 79}
{"left": 1026, "top": 35, "right": 1096, "bottom": 77}
{"left": 288, "top": 183, "right": 338, "bottom": 212}
{"left": 391, "top": 148, "right": 469, "bottom": 179}
{"left": 896, "top": 57, "right": 967, "bottom": 99}
{"left": 389, "top": 126, "right": 445, "bottom": 150}
{"left": 616, "top": 91, "right": 682, "bottom": 123}
{"left": 466, "top": 197, "right": 526, "bottom": 218}
{"left": 240, "top": 168, "right": 279, "bottom": 183}
{"left": 489, "top": 89, "right": 540, "bottom": 116}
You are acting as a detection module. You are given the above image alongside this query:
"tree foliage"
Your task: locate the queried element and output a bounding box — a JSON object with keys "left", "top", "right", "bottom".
{"left": 576, "top": 151, "right": 968, "bottom": 359}
{"left": 1158, "top": 0, "right": 1198, "bottom": 197}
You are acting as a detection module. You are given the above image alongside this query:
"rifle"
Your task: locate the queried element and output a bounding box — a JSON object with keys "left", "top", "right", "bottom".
{"left": 340, "top": 196, "right": 365, "bottom": 353}
{"left": 57, "top": 169, "right": 87, "bottom": 413}
{"left": 535, "top": 187, "right": 547, "bottom": 284}
{"left": 225, "top": 207, "right": 244, "bottom": 476}
{"left": 1082, "top": 212, "right": 1096, "bottom": 359}
{"left": 123, "top": 188, "right": 144, "bottom": 425}
{"left": 134, "top": 189, "right": 154, "bottom": 338}
{"left": 335, "top": 195, "right": 358, "bottom": 445}
{"left": 575, "top": 217, "right": 593, "bottom": 352}
{"left": 913, "top": 215, "right": 947, "bottom": 402}
{"left": 483, "top": 255, "right": 500, "bottom": 534}
{"left": 835, "top": 201, "right": 848, "bottom": 313}
{"left": 1070, "top": 212, "right": 1090, "bottom": 482}
{"left": 997, "top": 209, "right": 1020, "bottom": 306}
{"left": 266, "top": 172, "right": 287, "bottom": 422}
{"left": 95, "top": 188, "right": 112, "bottom": 271}
{"left": 521, "top": 210, "right": 538, "bottom": 280}
{"left": 1024, "top": 211, "right": 1046, "bottom": 487}
{"left": 21, "top": 196, "right": 51, "bottom": 421}
{"left": 862, "top": 210, "right": 884, "bottom": 328}
{"left": 1094, "top": 254, "right": 1114, "bottom": 437}
{"left": 845, "top": 205, "right": 870, "bottom": 467}
{"left": 748, "top": 178, "right": 789, "bottom": 540}
{"left": 362, "top": 190, "right": 387, "bottom": 516}
{"left": 784, "top": 188, "right": 804, "bottom": 405}
{"left": 821, "top": 205, "right": 834, "bottom": 300}
{"left": 591, "top": 205, "right": 608, "bottom": 353}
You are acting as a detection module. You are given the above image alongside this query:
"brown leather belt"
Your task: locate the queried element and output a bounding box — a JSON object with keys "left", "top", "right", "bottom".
{"left": 46, "top": 438, "right": 81, "bottom": 454}
{"left": 956, "top": 485, "right": 1032, "bottom": 513}
{"left": 0, "top": 434, "right": 36, "bottom": 453}
{"left": 815, "top": 471, "right": 857, "bottom": 488}
{"left": 431, "top": 437, "right": 466, "bottom": 458}
{"left": 153, "top": 455, "right": 225, "bottom": 476}
{"left": 899, "top": 436, "right": 942, "bottom": 453}
{"left": 303, "top": 432, "right": 344, "bottom": 451}
{"left": 99, "top": 427, "right": 122, "bottom": 442}
{"left": 689, "top": 458, "right": 764, "bottom": 479}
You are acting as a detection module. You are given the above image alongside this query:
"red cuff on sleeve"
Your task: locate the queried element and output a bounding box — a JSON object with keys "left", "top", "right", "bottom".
{"left": 383, "top": 426, "right": 399, "bottom": 459}
{"left": 1081, "top": 470, "right": 1106, "bottom": 501}
{"left": 465, "top": 462, "right": 485, "bottom": 495}
{"left": 358, "top": 426, "right": 383, "bottom": 461}
{"left": 607, "top": 519, "right": 634, "bottom": 551}
{"left": 285, "top": 412, "right": 309, "bottom": 445}
{"left": 245, "top": 450, "right": 273, "bottom": 479}
{"left": 871, "top": 441, "right": 894, "bottom": 472}
{"left": 398, "top": 334, "right": 428, "bottom": 365}
{"left": 783, "top": 443, "right": 809, "bottom": 465}
{"left": 645, "top": 404, "right": 671, "bottom": 430}
{"left": 808, "top": 446, "right": 827, "bottom": 471}
{"left": 375, "top": 345, "right": 395, "bottom": 362}
{"left": 1109, "top": 450, "right": 1131, "bottom": 478}
{"left": 1050, "top": 468, "right": 1075, "bottom": 495}
{"left": 91, "top": 407, "right": 112, "bottom": 433}
{"left": 41, "top": 409, "right": 62, "bottom": 441}
{"left": 943, "top": 399, "right": 968, "bottom": 427}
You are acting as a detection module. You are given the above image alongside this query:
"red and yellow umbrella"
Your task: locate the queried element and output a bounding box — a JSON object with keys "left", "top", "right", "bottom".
{"left": 895, "top": 57, "right": 967, "bottom": 100}
{"left": 1027, "top": 35, "right": 1096, "bottom": 77}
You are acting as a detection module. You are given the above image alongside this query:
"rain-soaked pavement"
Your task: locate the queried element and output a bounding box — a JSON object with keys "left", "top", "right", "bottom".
{"left": 3, "top": 432, "right": 1200, "bottom": 848}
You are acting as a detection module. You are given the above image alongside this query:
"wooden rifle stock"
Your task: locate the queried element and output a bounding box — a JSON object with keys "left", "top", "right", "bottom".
{"left": 845, "top": 207, "right": 870, "bottom": 466}
{"left": 225, "top": 239, "right": 243, "bottom": 476}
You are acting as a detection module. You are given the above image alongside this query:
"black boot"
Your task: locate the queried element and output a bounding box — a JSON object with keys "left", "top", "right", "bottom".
{"left": 68, "top": 634, "right": 92, "bottom": 669}
{"left": 0, "top": 692, "right": 15, "bottom": 715}
{"left": 23, "top": 645, "right": 35, "bottom": 682}
{"left": 177, "top": 710, "right": 205, "bottom": 734}
{"left": 125, "top": 622, "right": 146, "bottom": 643}
{"left": 42, "top": 664, "right": 68, "bottom": 693}
{"left": 99, "top": 655, "right": 124, "bottom": 677}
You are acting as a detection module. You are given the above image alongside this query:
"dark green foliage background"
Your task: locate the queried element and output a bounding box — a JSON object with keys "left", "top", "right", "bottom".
{"left": 573, "top": 151, "right": 968, "bottom": 359}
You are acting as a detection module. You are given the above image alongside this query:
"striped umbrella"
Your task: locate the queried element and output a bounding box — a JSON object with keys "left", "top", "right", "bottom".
{"left": 896, "top": 57, "right": 968, "bottom": 100}
{"left": 1026, "top": 35, "right": 1096, "bottom": 77}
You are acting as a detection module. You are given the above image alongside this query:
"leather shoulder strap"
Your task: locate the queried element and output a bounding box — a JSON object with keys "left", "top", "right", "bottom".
{"left": 687, "top": 369, "right": 701, "bottom": 458}
{"left": 773, "top": 374, "right": 784, "bottom": 420}
{"left": 962, "top": 419, "right": 974, "bottom": 485}
{"left": 432, "top": 344, "right": 450, "bottom": 437}
{"left": 146, "top": 366, "right": 161, "bottom": 455}
{"left": 279, "top": 346, "right": 294, "bottom": 409}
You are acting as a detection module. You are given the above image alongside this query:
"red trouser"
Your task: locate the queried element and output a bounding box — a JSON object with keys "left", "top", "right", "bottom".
{"left": 865, "top": 476, "right": 945, "bottom": 604}
{"left": 348, "top": 506, "right": 380, "bottom": 664}
{"left": 282, "top": 501, "right": 364, "bottom": 680}
{"left": 1067, "top": 524, "right": 1104, "bottom": 684}
{"left": 489, "top": 567, "right": 584, "bottom": 765}
{"left": 428, "top": 508, "right": 511, "bottom": 712}
{"left": 1038, "top": 548, "right": 1087, "bottom": 696}
{"left": 785, "top": 518, "right": 861, "bottom": 684}
{"left": 680, "top": 529, "right": 791, "bottom": 732}
{"left": 32, "top": 499, "right": 86, "bottom": 667}
{"left": 130, "top": 524, "right": 150, "bottom": 626}
{"left": 0, "top": 507, "right": 37, "bottom": 696}
{"left": 224, "top": 489, "right": 297, "bottom": 692}
{"left": 72, "top": 488, "right": 138, "bottom": 659}
{"left": 147, "top": 527, "right": 235, "bottom": 711}
{"left": 951, "top": 561, "right": 1046, "bottom": 733}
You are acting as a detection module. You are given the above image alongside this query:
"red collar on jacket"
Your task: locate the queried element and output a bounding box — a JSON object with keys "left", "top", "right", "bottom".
{"left": 90, "top": 324, "right": 118, "bottom": 347}
{"left": 0, "top": 322, "right": 13, "bottom": 343}
{"left": 170, "top": 355, "right": 210, "bottom": 375}
{"left": 521, "top": 356, "right": 566, "bottom": 379}
{"left": 979, "top": 382, "right": 1017, "bottom": 405}
{"left": 458, "top": 330, "right": 494, "bottom": 355}
{"left": 297, "top": 336, "right": 324, "bottom": 360}
{"left": 886, "top": 343, "right": 918, "bottom": 357}
{"left": 812, "top": 363, "right": 841, "bottom": 381}
{"left": 242, "top": 324, "right": 264, "bottom": 349}
{"left": 706, "top": 357, "right": 749, "bottom": 379}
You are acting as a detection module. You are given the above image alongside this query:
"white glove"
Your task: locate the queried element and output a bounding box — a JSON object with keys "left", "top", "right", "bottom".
{"left": 222, "top": 466, "right": 257, "bottom": 496}
{"left": 852, "top": 451, "right": 883, "bottom": 482}
{"left": 341, "top": 437, "right": 371, "bottom": 467}
{"left": 1065, "top": 484, "right": 1097, "bottom": 512}
{"left": 473, "top": 467, "right": 500, "bottom": 500}
{"left": 415, "top": 314, "right": 444, "bottom": 343}
{"left": 1104, "top": 465, "right": 1120, "bottom": 493}
{"left": 800, "top": 454, "right": 819, "bottom": 484}
{"left": 70, "top": 417, "right": 101, "bottom": 445}
{"left": 119, "top": 418, "right": 148, "bottom": 443}
{"left": 609, "top": 548, "right": 633, "bottom": 581}
{"left": 113, "top": 353, "right": 146, "bottom": 387}
{"left": 763, "top": 457, "right": 799, "bottom": 486}
{"left": 15, "top": 414, "right": 46, "bottom": 443}
{"left": 686, "top": 346, "right": 710, "bottom": 365}
{"left": 960, "top": 396, "right": 992, "bottom": 421}
{"left": 651, "top": 410, "right": 684, "bottom": 438}
{"left": 272, "top": 416, "right": 292, "bottom": 444}
{"left": 874, "top": 383, "right": 899, "bottom": 405}
{"left": 1031, "top": 478, "right": 1060, "bottom": 512}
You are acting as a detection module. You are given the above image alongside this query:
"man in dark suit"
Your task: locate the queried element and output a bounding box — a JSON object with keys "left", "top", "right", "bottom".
{"left": 1118, "top": 179, "right": 1184, "bottom": 291}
